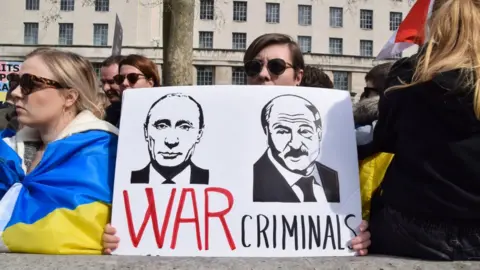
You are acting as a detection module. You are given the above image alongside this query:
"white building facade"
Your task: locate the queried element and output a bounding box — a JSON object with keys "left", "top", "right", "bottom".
{"left": 0, "top": 0, "right": 417, "bottom": 95}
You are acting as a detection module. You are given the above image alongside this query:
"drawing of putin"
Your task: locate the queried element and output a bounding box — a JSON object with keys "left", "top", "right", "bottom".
{"left": 130, "top": 93, "right": 209, "bottom": 185}
{"left": 253, "top": 94, "right": 339, "bottom": 203}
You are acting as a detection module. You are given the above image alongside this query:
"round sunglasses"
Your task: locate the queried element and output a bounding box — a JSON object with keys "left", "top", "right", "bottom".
{"left": 113, "top": 73, "right": 146, "bottom": 85}
{"left": 7, "top": 73, "right": 68, "bottom": 95}
{"left": 244, "top": 58, "right": 294, "bottom": 77}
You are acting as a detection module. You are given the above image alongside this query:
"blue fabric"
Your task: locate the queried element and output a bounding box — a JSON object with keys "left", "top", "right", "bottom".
{"left": 0, "top": 130, "right": 118, "bottom": 227}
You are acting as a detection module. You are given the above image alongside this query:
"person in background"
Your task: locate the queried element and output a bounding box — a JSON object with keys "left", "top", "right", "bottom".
{"left": 243, "top": 33, "right": 304, "bottom": 86}
{"left": 354, "top": 63, "right": 393, "bottom": 145}
{"left": 102, "top": 33, "right": 371, "bottom": 256}
{"left": 114, "top": 54, "right": 161, "bottom": 92}
{"left": 364, "top": 0, "right": 480, "bottom": 260}
{"left": 101, "top": 55, "right": 124, "bottom": 128}
{"left": 0, "top": 73, "right": 20, "bottom": 130}
{"left": 0, "top": 48, "right": 118, "bottom": 254}
{"left": 352, "top": 62, "right": 394, "bottom": 221}
{"left": 300, "top": 65, "right": 334, "bottom": 88}
{"left": 100, "top": 55, "right": 125, "bottom": 103}
{"left": 105, "top": 54, "right": 161, "bottom": 127}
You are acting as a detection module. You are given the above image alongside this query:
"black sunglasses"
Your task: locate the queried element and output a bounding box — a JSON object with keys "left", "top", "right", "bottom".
{"left": 113, "top": 73, "right": 146, "bottom": 85}
{"left": 7, "top": 73, "right": 68, "bottom": 95}
{"left": 244, "top": 58, "right": 294, "bottom": 77}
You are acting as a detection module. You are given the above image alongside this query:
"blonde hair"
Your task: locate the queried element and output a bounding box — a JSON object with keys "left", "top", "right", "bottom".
{"left": 97, "top": 91, "right": 111, "bottom": 112}
{"left": 25, "top": 48, "right": 105, "bottom": 119}
{"left": 388, "top": 0, "right": 480, "bottom": 119}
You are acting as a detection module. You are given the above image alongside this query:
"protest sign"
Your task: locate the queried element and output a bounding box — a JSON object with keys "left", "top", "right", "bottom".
{"left": 112, "top": 14, "right": 123, "bottom": 56}
{"left": 0, "top": 61, "right": 21, "bottom": 103}
{"left": 111, "top": 85, "right": 362, "bottom": 257}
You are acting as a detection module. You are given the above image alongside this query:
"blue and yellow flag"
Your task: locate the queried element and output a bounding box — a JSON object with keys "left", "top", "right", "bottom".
{"left": 0, "top": 111, "right": 118, "bottom": 254}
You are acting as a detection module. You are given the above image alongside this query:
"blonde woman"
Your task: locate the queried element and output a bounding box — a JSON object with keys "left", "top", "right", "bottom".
{"left": 362, "top": 0, "right": 480, "bottom": 260}
{"left": 0, "top": 48, "right": 118, "bottom": 254}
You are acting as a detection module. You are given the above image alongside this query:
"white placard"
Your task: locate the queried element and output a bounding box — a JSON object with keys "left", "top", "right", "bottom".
{"left": 111, "top": 85, "right": 362, "bottom": 257}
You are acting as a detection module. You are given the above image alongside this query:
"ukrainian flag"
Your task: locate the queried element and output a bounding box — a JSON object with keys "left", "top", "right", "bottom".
{"left": 0, "top": 111, "right": 118, "bottom": 254}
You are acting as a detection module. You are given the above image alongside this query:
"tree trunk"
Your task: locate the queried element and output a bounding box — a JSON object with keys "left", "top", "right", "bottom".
{"left": 162, "top": 0, "right": 195, "bottom": 86}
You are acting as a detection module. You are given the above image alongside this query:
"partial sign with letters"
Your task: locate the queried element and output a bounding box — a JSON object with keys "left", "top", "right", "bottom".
{"left": 0, "top": 61, "right": 21, "bottom": 104}
{"left": 111, "top": 85, "right": 362, "bottom": 257}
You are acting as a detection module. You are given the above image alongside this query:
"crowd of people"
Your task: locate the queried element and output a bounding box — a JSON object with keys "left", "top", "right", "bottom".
{"left": 0, "top": 0, "right": 479, "bottom": 260}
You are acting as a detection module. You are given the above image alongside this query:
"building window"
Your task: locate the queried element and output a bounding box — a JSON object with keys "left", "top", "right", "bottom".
{"left": 199, "top": 31, "right": 213, "bottom": 48}
{"left": 298, "top": 5, "right": 312, "bottom": 26}
{"left": 24, "top": 23, "right": 39, "bottom": 45}
{"left": 92, "top": 62, "right": 102, "bottom": 79}
{"left": 95, "top": 0, "right": 109, "bottom": 12}
{"left": 266, "top": 3, "right": 280, "bottom": 23}
{"left": 233, "top": 1, "right": 247, "bottom": 22}
{"left": 360, "top": 9, "right": 373, "bottom": 29}
{"left": 298, "top": 36, "right": 312, "bottom": 53}
{"left": 59, "top": 23, "right": 74, "bottom": 45}
{"left": 60, "top": 0, "right": 75, "bottom": 11}
{"left": 93, "top": 24, "right": 108, "bottom": 46}
{"left": 200, "top": 0, "right": 214, "bottom": 20}
{"left": 197, "top": 66, "right": 214, "bottom": 85}
{"left": 329, "top": 7, "right": 343, "bottom": 28}
{"left": 390, "top": 12, "right": 403, "bottom": 31}
{"left": 232, "top": 32, "right": 247, "bottom": 50}
{"left": 26, "top": 0, "right": 40, "bottom": 10}
{"left": 360, "top": 40, "right": 373, "bottom": 57}
{"left": 329, "top": 38, "right": 343, "bottom": 55}
{"left": 333, "top": 71, "right": 349, "bottom": 90}
{"left": 232, "top": 67, "right": 247, "bottom": 85}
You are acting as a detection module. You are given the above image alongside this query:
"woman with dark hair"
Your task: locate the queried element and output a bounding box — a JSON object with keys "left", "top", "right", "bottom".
{"left": 113, "top": 54, "right": 161, "bottom": 92}
{"left": 105, "top": 54, "right": 161, "bottom": 127}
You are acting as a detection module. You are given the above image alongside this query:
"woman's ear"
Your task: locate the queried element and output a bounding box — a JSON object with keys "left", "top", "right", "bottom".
{"left": 64, "top": 89, "right": 79, "bottom": 108}
{"left": 148, "top": 79, "right": 154, "bottom": 87}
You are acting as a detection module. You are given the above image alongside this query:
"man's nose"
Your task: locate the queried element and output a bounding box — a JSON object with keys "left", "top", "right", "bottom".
{"left": 288, "top": 133, "right": 303, "bottom": 149}
{"left": 164, "top": 135, "right": 179, "bottom": 149}
{"left": 103, "top": 83, "right": 111, "bottom": 91}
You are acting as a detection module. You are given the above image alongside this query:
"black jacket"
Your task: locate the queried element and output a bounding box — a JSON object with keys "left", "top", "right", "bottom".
{"left": 253, "top": 151, "right": 340, "bottom": 203}
{"left": 361, "top": 56, "right": 480, "bottom": 220}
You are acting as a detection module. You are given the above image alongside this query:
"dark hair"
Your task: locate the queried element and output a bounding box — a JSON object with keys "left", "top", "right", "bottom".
{"left": 101, "top": 55, "right": 126, "bottom": 67}
{"left": 260, "top": 95, "right": 322, "bottom": 133}
{"left": 300, "top": 66, "right": 334, "bottom": 88}
{"left": 119, "top": 54, "right": 161, "bottom": 87}
{"left": 243, "top": 33, "right": 305, "bottom": 72}
{"left": 365, "top": 62, "right": 394, "bottom": 92}
{"left": 144, "top": 93, "right": 204, "bottom": 131}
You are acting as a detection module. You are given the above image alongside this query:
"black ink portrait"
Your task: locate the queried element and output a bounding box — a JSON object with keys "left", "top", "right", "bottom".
{"left": 131, "top": 93, "right": 209, "bottom": 185}
{"left": 253, "top": 94, "right": 340, "bottom": 203}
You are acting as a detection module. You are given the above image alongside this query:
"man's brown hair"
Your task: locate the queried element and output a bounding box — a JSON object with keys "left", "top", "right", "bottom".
{"left": 243, "top": 33, "right": 305, "bottom": 72}
{"left": 101, "top": 55, "right": 126, "bottom": 67}
{"left": 300, "top": 66, "right": 334, "bottom": 88}
{"left": 119, "top": 54, "right": 161, "bottom": 87}
{"left": 365, "top": 62, "right": 393, "bottom": 91}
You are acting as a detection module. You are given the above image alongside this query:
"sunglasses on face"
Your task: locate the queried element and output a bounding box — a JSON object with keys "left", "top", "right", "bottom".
{"left": 113, "top": 73, "right": 146, "bottom": 85}
{"left": 244, "top": 58, "right": 294, "bottom": 77}
{"left": 7, "top": 73, "right": 67, "bottom": 95}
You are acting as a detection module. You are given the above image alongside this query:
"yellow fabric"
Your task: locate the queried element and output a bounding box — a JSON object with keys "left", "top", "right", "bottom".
{"left": 359, "top": 152, "right": 394, "bottom": 220}
{"left": 0, "top": 91, "right": 6, "bottom": 103}
{"left": 2, "top": 201, "right": 110, "bottom": 254}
